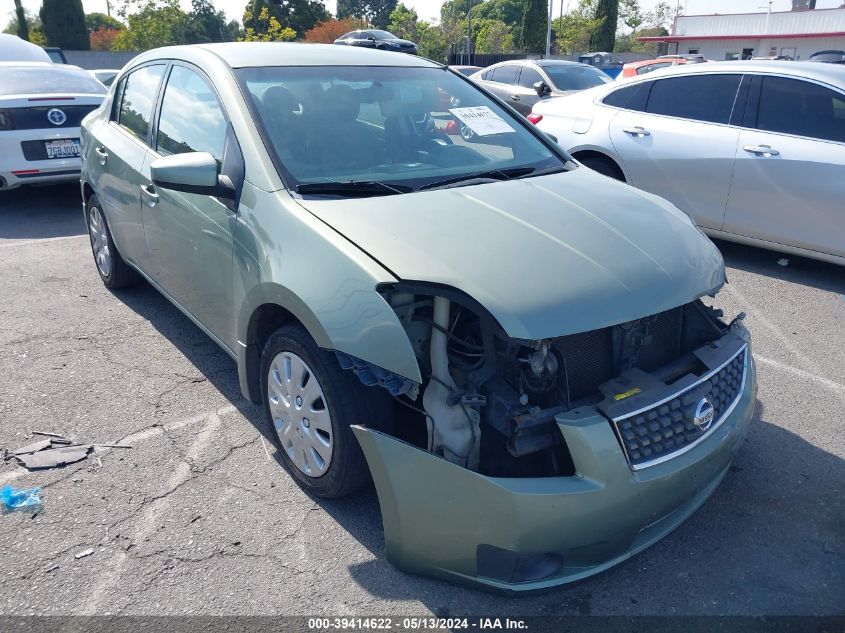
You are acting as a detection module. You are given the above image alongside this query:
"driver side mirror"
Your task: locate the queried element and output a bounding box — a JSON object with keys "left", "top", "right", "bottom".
{"left": 533, "top": 81, "right": 552, "bottom": 97}
{"left": 150, "top": 152, "right": 234, "bottom": 200}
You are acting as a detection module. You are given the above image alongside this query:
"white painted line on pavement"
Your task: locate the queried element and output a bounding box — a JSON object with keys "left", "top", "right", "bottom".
{"left": 0, "top": 235, "right": 87, "bottom": 249}
{"left": 0, "top": 403, "right": 237, "bottom": 486}
{"left": 756, "top": 355, "right": 845, "bottom": 396}
{"left": 79, "top": 411, "right": 224, "bottom": 615}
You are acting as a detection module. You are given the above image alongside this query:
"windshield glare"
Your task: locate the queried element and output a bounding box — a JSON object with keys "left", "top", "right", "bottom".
{"left": 238, "top": 66, "right": 563, "bottom": 193}
{"left": 0, "top": 67, "right": 107, "bottom": 96}
{"left": 545, "top": 65, "right": 612, "bottom": 91}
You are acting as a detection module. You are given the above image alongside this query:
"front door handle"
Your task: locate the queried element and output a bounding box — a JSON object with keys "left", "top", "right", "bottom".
{"left": 622, "top": 126, "right": 651, "bottom": 137}
{"left": 95, "top": 146, "right": 108, "bottom": 166}
{"left": 140, "top": 184, "right": 159, "bottom": 207}
{"left": 511, "top": 94, "right": 520, "bottom": 101}
{"left": 744, "top": 144, "right": 779, "bottom": 157}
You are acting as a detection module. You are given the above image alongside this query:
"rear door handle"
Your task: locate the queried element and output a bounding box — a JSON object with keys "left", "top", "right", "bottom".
{"left": 743, "top": 144, "right": 779, "bottom": 156}
{"left": 623, "top": 126, "right": 651, "bottom": 137}
{"left": 140, "top": 184, "right": 159, "bottom": 207}
{"left": 95, "top": 146, "right": 108, "bottom": 166}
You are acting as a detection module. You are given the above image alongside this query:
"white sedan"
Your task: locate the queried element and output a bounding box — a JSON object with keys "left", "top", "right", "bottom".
{"left": 531, "top": 61, "right": 845, "bottom": 265}
{"left": 1, "top": 62, "right": 106, "bottom": 190}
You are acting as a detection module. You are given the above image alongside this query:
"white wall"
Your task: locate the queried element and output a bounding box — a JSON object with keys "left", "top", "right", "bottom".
{"left": 673, "top": 35, "right": 845, "bottom": 60}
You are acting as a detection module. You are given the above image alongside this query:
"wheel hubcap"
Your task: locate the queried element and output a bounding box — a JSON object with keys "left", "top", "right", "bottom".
{"left": 88, "top": 206, "right": 112, "bottom": 277}
{"left": 267, "top": 352, "right": 333, "bottom": 477}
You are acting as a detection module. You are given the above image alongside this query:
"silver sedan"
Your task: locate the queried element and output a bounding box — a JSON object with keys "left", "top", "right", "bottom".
{"left": 532, "top": 61, "right": 845, "bottom": 265}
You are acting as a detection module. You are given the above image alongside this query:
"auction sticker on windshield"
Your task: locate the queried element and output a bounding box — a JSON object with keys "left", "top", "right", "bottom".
{"left": 449, "top": 106, "right": 515, "bottom": 136}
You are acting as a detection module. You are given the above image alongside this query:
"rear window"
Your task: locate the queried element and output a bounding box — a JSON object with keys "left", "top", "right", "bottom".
{"left": 0, "top": 66, "right": 106, "bottom": 96}
{"left": 646, "top": 74, "right": 742, "bottom": 124}
{"left": 544, "top": 65, "right": 611, "bottom": 91}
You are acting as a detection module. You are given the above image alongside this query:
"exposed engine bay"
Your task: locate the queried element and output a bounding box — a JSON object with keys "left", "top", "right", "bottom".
{"left": 341, "top": 285, "right": 742, "bottom": 478}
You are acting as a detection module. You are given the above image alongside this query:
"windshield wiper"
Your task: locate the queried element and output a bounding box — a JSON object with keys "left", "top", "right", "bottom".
{"left": 418, "top": 165, "right": 565, "bottom": 191}
{"left": 295, "top": 180, "right": 412, "bottom": 197}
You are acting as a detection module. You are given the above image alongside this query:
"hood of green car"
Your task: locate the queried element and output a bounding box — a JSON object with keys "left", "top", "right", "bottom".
{"left": 299, "top": 167, "right": 726, "bottom": 339}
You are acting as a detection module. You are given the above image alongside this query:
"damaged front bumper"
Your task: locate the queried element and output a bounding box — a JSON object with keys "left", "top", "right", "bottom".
{"left": 352, "top": 356, "right": 756, "bottom": 594}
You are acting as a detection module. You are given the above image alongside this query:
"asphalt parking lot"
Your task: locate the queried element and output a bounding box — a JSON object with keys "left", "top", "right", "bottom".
{"left": 0, "top": 183, "right": 843, "bottom": 617}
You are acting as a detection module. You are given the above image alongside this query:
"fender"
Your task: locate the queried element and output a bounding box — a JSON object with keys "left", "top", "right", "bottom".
{"left": 233, "top": 183, "right": 422, "bottom": 402}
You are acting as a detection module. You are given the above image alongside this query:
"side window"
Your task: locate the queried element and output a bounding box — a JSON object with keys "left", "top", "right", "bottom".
{"left": 518, "top": 66, "right": 543, "bottom": 88}
{"left": 116, "top": 64, "right": 166, "bottom": 142}
{"left": 756, "top": 76, "right": 845, "bottom": 143}
{"left": 602, "top": 81, "right": 651, "bottom": 111}
{"left": 156, "top": 66, "right": 228, "bottom": 162}
{"left": 491, "top": 65, "right": 519, "bottom": 85}
{"left": 646, "top": 74, "right": 742, "bottom": 124}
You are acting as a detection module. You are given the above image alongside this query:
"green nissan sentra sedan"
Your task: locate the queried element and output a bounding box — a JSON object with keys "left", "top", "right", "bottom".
{"left": 80, "top": 43, "right": 757, "bottom": 593}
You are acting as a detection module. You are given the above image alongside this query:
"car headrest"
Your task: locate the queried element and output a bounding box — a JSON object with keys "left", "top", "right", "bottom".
{"left": 379, "top": 82, "right": 440, "bottom": 118}
{"left": 324, "top": 84, "right": 361, "bottom": 121}
{"left": 261, "top": 85, "right": 299, "bottom": 117}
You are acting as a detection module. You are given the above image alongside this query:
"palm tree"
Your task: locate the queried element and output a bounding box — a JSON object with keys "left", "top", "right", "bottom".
{"left": 14, "top": 0, "right": 30, "bottom": 41}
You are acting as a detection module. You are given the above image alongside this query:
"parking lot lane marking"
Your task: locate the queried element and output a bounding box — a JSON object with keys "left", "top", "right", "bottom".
{"left": 79, "top": 412, "right": 224, "bottom": 615}
{"left": 756, "top": 355, "right": 845, "bottom": 398}
{"left": 0, "top": 235, "right": 87, "bottom": 249}
{"left": 0, "top": 405, "right": 238, "bottom": 487}
{"left": 261, "top": 435, "right": 272, "bottom": 461}
{"left": 722, "top": 283, "right": 831, "bottom": 381}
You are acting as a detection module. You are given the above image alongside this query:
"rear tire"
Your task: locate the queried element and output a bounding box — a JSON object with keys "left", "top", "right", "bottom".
{"left": 86, "top": 194, "right": 140, "bottom": 289}
{"left": 260, "top": 323, "right": 392, "bottom": 498}
{"left": 578, "top": 155, "right": 625, "bottom": 181}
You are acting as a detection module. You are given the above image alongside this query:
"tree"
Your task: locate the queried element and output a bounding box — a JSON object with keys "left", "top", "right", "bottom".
{"left": 417, "top": 22, "right": 448, "bottom": 61}
{"left": 244, "top": 0, "right": 329, "bottom": 39}
{"left": 304, "top": 18, "right": 361, "bottom": 42}
{"left": 552, "top": 0, "right": 603, "bottom": 54}
{"left": 112, "top": 0, "right": 189, "bottom": 51}
{"left": 336, "top": 0, "right": 396, "bottom": 29}
{"left": 645, "top": 1, "right": 679, "bottom": 29}
{"left": 90, "top": 27, "right": 121, "bottom": 50}
{"left": 187, "top": 0, "right": 236, "bottom": 42}
{"left": 521, "top": 0, "right": 547, "bottom": 53}
{"left": 388, "top": 3, "right": 419, "bottom": 41}
{"left": 589, "top": 0, "right": 618, "bottom": 51}
{"left": 40, "top": 0, "right": 89, "bottom": 49}
{"left": 13, "top": 0, "right": 28, "bottom": 41}
{"left": 86, "top": 12, "right": 124, "bottom": 32}
{"left": 241, "top": 7, "right": 296, "bottom": 41}
{"left": 474, "top": 19, "right": 512, "bottom": 53}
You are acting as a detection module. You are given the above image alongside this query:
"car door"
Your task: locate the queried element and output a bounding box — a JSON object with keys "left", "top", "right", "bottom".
{"left": 512, "top": 65, "right": 544, "bottom": 115}
{"left": 607, "top": 73, "right": 746, "bottom": 230}
{"left": 723, "top": 74, "right": 845, "bottom": 258}
{"left": 481, "top": 64, "right": 520, "bottom": 107}
{"left": 89, "top": 63, "right": 166, "bottom": 270}
{"left": 140, "top": 64, "right": 238, "bottom": 348}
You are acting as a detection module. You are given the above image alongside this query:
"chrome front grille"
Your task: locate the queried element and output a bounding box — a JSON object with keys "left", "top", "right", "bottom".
{"left": 613, "top": 345, "right": 748, "bottom": 470}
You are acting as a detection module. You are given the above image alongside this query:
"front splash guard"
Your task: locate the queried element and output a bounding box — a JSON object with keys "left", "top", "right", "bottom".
{"left": 351, "top": 361, "right": 755, "bottom": 594}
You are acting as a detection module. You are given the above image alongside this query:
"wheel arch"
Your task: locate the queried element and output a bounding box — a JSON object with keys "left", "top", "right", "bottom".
{"left": 570, "top": 148, "right": 628, "bottom": 182}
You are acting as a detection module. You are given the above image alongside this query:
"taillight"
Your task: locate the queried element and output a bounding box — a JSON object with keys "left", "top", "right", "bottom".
{"left": 527, "top": 113, "right": 543, "bottom": 125}
{"left": 0, "top": 110, "right": 14, "bottom": 131}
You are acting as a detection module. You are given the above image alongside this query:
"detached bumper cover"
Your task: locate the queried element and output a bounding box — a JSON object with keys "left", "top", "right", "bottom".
{"left": 352, "top": 357, "right": 756, "bottom": 593}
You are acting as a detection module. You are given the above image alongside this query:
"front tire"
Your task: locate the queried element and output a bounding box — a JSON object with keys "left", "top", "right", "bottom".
{"left": 260, "top": 324, "right": 392, "bottom": 498}
{"left": 86, "top": 194, "right": 139, "bottom": 289}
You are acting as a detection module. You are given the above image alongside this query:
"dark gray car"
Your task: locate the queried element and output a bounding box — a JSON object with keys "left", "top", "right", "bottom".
{"left": 334, "top": 29, "right": 417, "bottom": 55}
{"left": 470, "top": 59, "right": 612, "bottom": 116}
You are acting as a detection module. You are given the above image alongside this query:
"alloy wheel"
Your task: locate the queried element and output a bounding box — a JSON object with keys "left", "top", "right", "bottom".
{"left": 88, "top": 206, "right": 112, "bottom": 278}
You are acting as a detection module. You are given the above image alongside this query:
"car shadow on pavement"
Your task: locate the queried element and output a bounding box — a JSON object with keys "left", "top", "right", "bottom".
{"left": 106, "top": 283, "right": 845, "bottom": 614}
{"left": 0, "top": 183, "right": 86, "bottom": 241}
{"left": 714, "top": 239, "right": 845, "bottom": 295}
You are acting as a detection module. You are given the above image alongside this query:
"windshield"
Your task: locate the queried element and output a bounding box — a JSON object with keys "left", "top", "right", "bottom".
{"left": 238, "top": 65, "right": 565, "bottom": 194}
{"left": 0, "top": 66, "right": 106, "bottom": 96}
{"left": 369, "top": 30, "right": 396, "bottom": 40}
{"left": 544, "top": 65, "right": 612, "bottom": 91}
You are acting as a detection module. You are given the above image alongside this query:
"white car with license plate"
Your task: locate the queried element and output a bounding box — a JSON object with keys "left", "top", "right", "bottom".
{"left": 531, "top": 61, "right": 845, "bottom": 265}
{"left": 0, "top": 62, "right": 106, "bottom": 190}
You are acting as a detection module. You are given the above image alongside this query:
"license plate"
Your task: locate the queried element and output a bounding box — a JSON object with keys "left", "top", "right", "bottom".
{"left": 45, "top": 139, "right": 81, "bottom": 159}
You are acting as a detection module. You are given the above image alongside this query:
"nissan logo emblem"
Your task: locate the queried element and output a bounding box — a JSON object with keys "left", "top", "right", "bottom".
{"left": 693, "top": 398, "right": 715, "bottom": 432}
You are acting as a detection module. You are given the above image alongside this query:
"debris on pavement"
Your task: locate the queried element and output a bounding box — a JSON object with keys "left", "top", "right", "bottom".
{"left": 1, "top": 485, "right": 42, "bottom": 513}
{"left": 7, "top": 432, "right": 133, "bottom": 471}
{"left": 16, "top": 445, "right": 92, "bottom": 470}
{"left": 74, "top": 548, "right": 94, "bottom": 559}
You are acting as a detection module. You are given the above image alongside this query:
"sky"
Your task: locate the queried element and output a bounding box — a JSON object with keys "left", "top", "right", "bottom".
{"left": 11, "top": 0, "right": 845, "bottom": 29}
